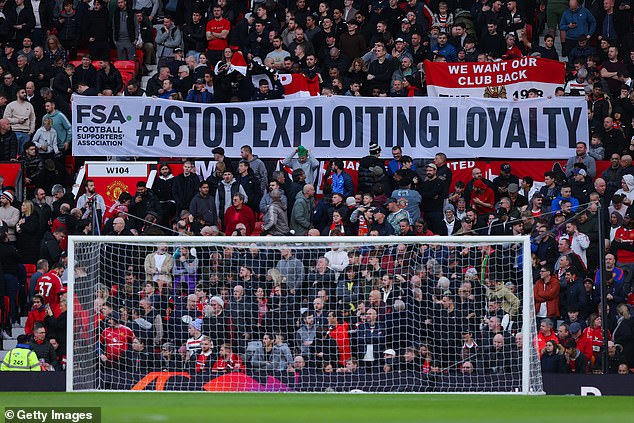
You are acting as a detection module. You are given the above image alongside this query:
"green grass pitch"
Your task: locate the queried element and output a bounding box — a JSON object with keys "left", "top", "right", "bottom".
{"left": 2, "top": 393, "right": 633, "bottom": 423}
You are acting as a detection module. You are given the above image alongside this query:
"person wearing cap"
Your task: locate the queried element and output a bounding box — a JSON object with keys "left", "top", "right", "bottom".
{"left": 185, "top": 77, "right": 213, "bottom": 103}
{"left": 358, "top": 142, "right": 387, "bottom": 195}
{"left": 491, "top": 163, "right": 519, "bottom": 202}
{"left": 283, "top": 146, "right": 319, "bottom": 185}
{"left": 0, "top": 190, "right": 19, "bottom": 242}
{"left": 569, "top": 167, "right": 593, "bottom": 205}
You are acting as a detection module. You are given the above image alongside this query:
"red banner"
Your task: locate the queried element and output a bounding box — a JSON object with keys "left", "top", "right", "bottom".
{"left": 448, "top": 159, "right": 611, "bottom": 190}
{"left": 425, "top": 57, "right": 565, "bottom": 98}
{"left": 0, "top": 162, "right": 24, "bottom": 199}
{"left": 82, "top": 162, "right": 156, "bottom": 205}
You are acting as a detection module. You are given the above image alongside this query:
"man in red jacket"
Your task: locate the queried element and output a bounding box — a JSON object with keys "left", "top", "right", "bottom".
{"left": 534, "top": 265, "right": 561, "bottom": 321}
{"left": 223, "top": 193, "right": 256, "bottom": 235}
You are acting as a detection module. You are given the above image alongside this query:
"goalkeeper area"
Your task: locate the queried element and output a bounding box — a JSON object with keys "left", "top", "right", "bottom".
{"left": 2, "top": 393, "right": 633, "bottom": 422}
{"left": 67, "top": 235, "right": 540, "bottom": 393}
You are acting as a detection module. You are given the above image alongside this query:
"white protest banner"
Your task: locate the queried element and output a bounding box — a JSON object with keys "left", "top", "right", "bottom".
{"left": 424, "top": 57, "right": 565, "bottom": 98}
{"left": 72, "top": 95, "right": 586, "bottom": 159}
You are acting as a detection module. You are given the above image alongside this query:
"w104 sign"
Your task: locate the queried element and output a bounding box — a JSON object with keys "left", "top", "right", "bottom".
{"left": 425, "top": 57, "right": 565, "bottom": 99}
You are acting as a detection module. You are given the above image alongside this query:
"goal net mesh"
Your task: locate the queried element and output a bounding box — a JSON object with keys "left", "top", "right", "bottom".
{"left": 68, "top": 236, "right": 543, "bottom": 393}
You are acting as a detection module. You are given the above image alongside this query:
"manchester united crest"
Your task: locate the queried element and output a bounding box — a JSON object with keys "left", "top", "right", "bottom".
{"left": 483, "top": 86, "right": 507, "bottom": 98}
{"left": 106, "top": 180, "right": 128, "bottom": 203}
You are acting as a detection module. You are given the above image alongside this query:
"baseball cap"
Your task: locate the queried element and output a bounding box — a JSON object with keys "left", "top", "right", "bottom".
{"left": 297, "top": 145, "right": 308, "bottom": 157}
{"left": 573, "top": 168, "right": 587, "bottom": 177}
{"left": 570, "top": 322, "right": 582, "bottom": 334}
{"left": 395, "top": 37, "right": 405, "bottom": 43}
{"left": 195, "top": 78, "right": 204, "bottom": 84}
{"left": 501, "top": 163, "right": 511, "bottom": 173}
{"left": 384, "top": 197, "right": 397, "bottom": 205}
{"left": 426, "top": 163, "right": 437, "bottom": 170}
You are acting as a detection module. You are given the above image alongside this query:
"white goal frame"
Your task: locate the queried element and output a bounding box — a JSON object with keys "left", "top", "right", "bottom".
{"left": 67, "top": 235, "right": 542, "bottom": 394}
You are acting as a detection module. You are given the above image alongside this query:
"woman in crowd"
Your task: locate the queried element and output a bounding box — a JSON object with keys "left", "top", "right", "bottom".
{"left": 15, "top": 200, "right": 41, "bottom": 264}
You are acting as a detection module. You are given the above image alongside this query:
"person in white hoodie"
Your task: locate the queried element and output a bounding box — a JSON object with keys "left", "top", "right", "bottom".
{"left": 31, "top": 117, "right": 58, "bottom": 158}
{"left": 214, "top": 169, "right": 247, "bottom": 223}
{"left": 613, "top": 174, "right": 634, "bottom": 208}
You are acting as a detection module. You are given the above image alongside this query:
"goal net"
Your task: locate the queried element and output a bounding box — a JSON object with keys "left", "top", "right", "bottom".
{"left": 67, "top": 236, "right": 543, "bottom": 393}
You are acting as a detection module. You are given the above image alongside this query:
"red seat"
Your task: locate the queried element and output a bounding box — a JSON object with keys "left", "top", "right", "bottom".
{"left": 114, "top": 60, "right": 136, "bottom": 71}
{"left": 69, "top": 60, "right": 82, "bottom": 68}
{"left": 23, "top": 264, "right": 37, "bottom": 296}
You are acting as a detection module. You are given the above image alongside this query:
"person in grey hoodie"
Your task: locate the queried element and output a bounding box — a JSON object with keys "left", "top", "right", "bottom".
{"left": 282, "top": 146, "right": 320, "bottom": 185}
{"left": 240, "top": 145, "right": 268, "bottom": 194}
{"left": 262, "top": 189, "right": 289, "bottom": 236}
{"left": 290, "top": 184, "right": 315, "bottom": 236}
{"left": 259, "top": 180, "right": 288, "bottom": 214}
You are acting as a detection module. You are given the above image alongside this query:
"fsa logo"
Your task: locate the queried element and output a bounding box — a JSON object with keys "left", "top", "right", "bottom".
{"left": 76, "top": 105, "right": 129, "bottom": 124}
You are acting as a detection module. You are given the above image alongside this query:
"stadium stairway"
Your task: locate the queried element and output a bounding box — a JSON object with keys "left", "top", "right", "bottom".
{"left": 0, "top": 317, "right": 27, "bottom": 362}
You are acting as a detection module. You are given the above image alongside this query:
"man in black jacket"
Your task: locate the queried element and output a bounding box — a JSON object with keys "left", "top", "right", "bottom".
{"left": 39, "top": 228, "right": 66, "bottom": 269}
{"left": 0, "top": 118, "right": 18, "bottom": 161}
{"left": 29, "top": 322, "right": 61, "bottom": 370}
{"left": 172, "top": 160, "right": 200, "bottom": 214}
{"left": 182, "top": 10, "right": 206, "bottom": 56}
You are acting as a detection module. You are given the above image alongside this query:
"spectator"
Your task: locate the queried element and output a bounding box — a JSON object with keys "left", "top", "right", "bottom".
{"left": 215, "top": 169, "right": 247, "bottom": 224}
{"left": 262, "top": 189, "right": 289, "bottom": 236}
{"left": 0, "top": 118, "right": 19, "bottom": 161}
{"left": 560, "top": 0, "right": 596, "bottom": 56}
{"left": 3, "top": 87, "right": 36, "bottom": 151}
{"left": 156, "top": 15, "right": 182, "bottom": 64}
{"left": 111, "top": 0, "right": 136, "bottom": 60}
{"left": 172, "top": 160, "right": 199, "bottom": 214}
{"left": 282, "top": 146, "right": 319, "bottom": 185}
{"left": 185, "top": 78, "right": 213, "bottom": 103}
{"left": 223, "top": 193, "right": 256, "bottom": 235}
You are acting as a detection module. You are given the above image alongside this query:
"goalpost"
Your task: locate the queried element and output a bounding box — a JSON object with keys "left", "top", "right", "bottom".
{"left": 67, "top": 235, "right": 543, "bottom": 393}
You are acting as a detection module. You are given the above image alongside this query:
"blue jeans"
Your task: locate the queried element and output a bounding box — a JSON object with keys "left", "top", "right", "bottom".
{"left": 15, "top": 131, "right": 31, "bottom": 152}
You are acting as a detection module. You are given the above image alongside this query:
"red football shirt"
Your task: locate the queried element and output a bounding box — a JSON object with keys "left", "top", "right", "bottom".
{"left": 100, "top": 325, "right": 135, "bottom": 361}
{"left": 36, "top": 271, "right": 63, "bottom": 315}
{"left": 206, "top": 18, "right": 230, "bottom": 51}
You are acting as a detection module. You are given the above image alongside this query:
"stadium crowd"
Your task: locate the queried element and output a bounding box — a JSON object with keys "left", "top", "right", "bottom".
{"left": 0, "top": 0, "right": 634, "bottom": 382}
